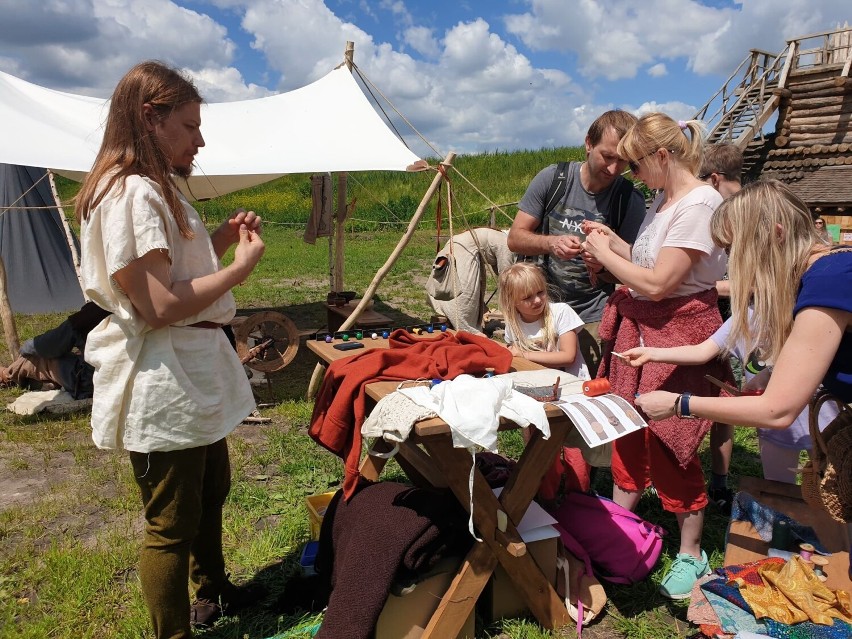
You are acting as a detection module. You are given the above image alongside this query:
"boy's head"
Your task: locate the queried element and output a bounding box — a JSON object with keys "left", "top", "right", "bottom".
{"left": 699, "top": 143, "right": 743, "bottom": 198}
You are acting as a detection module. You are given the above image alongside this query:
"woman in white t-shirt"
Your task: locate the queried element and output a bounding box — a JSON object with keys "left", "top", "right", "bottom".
{"left": 581, "top": 113, "right": 729, "bottom": 600}
{"left": 499, "top": 262, "right": 590, "bottom": 380}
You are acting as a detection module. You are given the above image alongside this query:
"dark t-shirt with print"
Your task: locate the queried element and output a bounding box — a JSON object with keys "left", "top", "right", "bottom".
{"left": 517, "top": 162, "right": 646, "bottom": 322}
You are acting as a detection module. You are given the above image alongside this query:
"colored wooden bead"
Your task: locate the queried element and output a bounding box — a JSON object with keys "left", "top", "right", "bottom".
{"left": 324, "top": 334, "right": 333, "bottom": 343}
{"left": 342, "top": 333, "right": 349, "bottom": 341}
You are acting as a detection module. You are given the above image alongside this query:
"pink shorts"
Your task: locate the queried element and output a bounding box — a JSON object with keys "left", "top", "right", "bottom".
{"left": 611, "top": 428, "right": 708, "bottom": 513}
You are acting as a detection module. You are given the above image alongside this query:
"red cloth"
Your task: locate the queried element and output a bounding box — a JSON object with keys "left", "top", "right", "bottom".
{"left": 597, "top": 287, "right": 733, "bottom": 468}
{"left": 309, "top": 329, "right": 514, "bottom": 500}
{"left": 538, "top": 446, "right": 591, "bottom": 506}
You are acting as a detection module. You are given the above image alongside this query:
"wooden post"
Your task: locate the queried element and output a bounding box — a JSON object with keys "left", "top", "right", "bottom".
{"left": 339, "top": 152, "right": 456, "bottom": 334}
{"left": 0, "top": 256, "right": 20, "bottom": 360}
{"left": 333, "top": 172, "right": 347, "bottom": 293}
{"left": 330, "top": 40, "right": 356, "bottom": 295}
{"left": 48, "top": 170, "right": 85, "bottom": 296}
{"left": 344, "top": 41, "right": 354, "bottom": 71}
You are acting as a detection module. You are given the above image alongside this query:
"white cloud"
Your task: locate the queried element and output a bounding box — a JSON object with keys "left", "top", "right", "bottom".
{"left": 0, "top": 0, "right": 265, "bottom": 98}
{"left": 503, "top": 0, "right": 850, "bottom": 81}
{"left": 1, "top": 0, "right": 850, "bottom": 155}
{"left": 505, "top": 0, "right": 728, "bottom": 81}
{"left": 690, "top": 1, "right": 852, "bottom": 75}
{"left": 190, "top": 66, "right": 274, "bottom": 101}
{"left": 403, "top": 25, "right": 440, "bottom": 58}
{"left": 647, "top": 63, "right": 667, "bottom": 78}
{"left": 634, "top": 100, "right": 697, "bottom": 123}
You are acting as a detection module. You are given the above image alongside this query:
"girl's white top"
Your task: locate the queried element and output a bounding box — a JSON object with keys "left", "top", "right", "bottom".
{"left": 504, "top": 302, "right": 590, "bottom": 380}
{"left": 81, "top": 175, "right": 255, "bottom": 452}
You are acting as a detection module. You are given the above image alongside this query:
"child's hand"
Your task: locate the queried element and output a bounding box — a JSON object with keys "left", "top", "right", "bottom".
{"left": 508, "top": 344, "right": 524, "bottom": 358}
{"left": 618, "top": 347, "right": 654, "bottom": 367}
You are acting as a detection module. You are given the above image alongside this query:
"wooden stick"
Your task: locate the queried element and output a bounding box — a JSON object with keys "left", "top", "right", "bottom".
{"left": 0, "top": 256, "right": 20, "bottom": 360}
{"left": 333, "top": 172, "right": 347, "bottom": 293}
{"left": 339, "top": 152, "right": 456, "bottom": 335}
{"left": 48, "top": 171, "right": 85, "bottom": 297}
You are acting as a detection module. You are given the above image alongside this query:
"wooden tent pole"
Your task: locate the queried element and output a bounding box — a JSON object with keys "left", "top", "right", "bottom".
{"left": 0, "top": 256, "right": 20, "bottom": 360}
{"left": 334, "top": 171, "right": 347, "bottom": 292}
{"left": 48, "top": 170, "right": 85, "bottom": 296}
{"left": 339, "top": 152, "right": 456, "bottom": 334}
{"left": 330, "top": 40, "right": 356, "bottom": 294}
{"left": 306, "top": 152, "right": 456, "bottom": 399}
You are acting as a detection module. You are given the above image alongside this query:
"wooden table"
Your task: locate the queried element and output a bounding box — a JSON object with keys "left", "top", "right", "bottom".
{"left": 307, "top": 336, "right": 574, "bottom": 637}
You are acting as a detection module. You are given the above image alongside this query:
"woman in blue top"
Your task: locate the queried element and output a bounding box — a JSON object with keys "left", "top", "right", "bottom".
{"left": 635, "top": 180, "right": 851, "bottom": 421}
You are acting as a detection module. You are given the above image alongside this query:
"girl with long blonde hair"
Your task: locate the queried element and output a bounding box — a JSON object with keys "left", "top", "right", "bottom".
{"left": 498, "top": 262, "right": 589, "bottom": 379}
{"left": 637, "top": 180, "right": 851, "bottom": 423}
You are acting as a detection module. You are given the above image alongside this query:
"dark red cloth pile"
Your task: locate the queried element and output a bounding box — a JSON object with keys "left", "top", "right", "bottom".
{"left": 313, "top": 480, "right": 471, "bottom": 639}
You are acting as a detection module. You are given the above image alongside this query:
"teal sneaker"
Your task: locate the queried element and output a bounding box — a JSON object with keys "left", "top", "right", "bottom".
{"left": 659, "top": 550, "right": 710, "bottom": 600}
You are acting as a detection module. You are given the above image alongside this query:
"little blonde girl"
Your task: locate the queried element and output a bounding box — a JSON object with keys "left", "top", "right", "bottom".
{"left": 500, "top": 262, "right": 596, "bottom": 498}
{"left": 499, "top": 262, "right": 590, "bottom": 380}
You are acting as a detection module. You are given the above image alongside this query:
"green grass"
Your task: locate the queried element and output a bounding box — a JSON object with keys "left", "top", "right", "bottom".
{"left": 1, "top": 149, "right": 763, "bottom": 638}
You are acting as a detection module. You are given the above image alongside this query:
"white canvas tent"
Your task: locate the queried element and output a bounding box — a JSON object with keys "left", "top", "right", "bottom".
{"left": 0, "top": 64, "right": 421, "bottom": 200}
{"left": 0, "top": 52, "right": 429, "bottom": 326}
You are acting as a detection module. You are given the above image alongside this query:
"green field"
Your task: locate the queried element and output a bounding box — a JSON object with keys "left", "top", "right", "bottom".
{"left": 0, "top": 151, "right": 761, "bottom": 638}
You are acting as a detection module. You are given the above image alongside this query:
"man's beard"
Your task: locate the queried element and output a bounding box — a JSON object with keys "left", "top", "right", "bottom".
{"left": 173, "top": 164, "right": 193, "bottom": 179}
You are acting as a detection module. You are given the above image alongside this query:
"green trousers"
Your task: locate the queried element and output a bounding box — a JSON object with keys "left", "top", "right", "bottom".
{"left": 129, "top": 438, "right": 231, "bottom": 639}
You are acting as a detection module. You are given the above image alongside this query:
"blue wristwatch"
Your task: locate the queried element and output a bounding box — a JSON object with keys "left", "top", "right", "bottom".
{"left": 680, "top": 392, "right": 696, "bottom": 419}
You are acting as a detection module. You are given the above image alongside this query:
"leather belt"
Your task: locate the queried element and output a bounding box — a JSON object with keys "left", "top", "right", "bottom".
{"left": 184, "top": 321, "right": 225, "bottom": 329}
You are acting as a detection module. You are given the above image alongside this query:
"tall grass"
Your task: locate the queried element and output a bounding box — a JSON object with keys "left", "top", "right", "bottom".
{"left": 54, "top": 146, "right": 591, "bottom": 232}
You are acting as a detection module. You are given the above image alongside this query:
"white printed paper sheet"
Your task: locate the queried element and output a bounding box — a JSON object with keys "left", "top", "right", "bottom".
{"left": 552, "top": 393, "right": 647, "bottom": 447}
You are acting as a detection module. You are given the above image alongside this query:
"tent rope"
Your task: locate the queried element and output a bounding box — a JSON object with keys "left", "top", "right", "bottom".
{"left": 353, "top": 63, "right": 516, "bottom": 230}
{"left": 0, "top": 170, "right": 52, "bottom": 215}
{"left": 352, "top": 63, "right": 442, "bottom": 159}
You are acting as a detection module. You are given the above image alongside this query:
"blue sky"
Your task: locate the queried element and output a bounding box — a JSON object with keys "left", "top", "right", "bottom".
{"left": 0, "top": 0, "right": 849, "bottom": 157}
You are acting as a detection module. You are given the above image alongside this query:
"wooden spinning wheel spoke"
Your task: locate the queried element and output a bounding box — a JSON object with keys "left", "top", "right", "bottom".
{"left": 235, "top": 311, "right": 299, "bottom": 373}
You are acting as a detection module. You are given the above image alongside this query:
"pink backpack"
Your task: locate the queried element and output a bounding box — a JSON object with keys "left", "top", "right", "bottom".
{"left": 550, "top": 492, "right": 666, "bottom": 584}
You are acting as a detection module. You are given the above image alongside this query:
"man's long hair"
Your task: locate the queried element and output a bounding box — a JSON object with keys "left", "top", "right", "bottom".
{"left": 75, "top": 60, "right": 202, "bottom": 239}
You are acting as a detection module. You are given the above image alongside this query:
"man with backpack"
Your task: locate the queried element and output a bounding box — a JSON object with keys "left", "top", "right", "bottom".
{"left": 508, "top": 110, "right": 646, "bottom": 377}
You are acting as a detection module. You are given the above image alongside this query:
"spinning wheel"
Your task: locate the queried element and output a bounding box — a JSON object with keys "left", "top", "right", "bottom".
{"left": 234, "top": 311, "right": 299, "bottom": 373}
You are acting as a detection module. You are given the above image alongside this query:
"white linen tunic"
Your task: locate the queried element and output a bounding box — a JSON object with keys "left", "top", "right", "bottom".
{"left": 81, "top": 175, "right": 255, "bottom": 452}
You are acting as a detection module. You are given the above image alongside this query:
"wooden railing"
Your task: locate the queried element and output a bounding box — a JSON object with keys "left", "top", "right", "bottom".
{"left": 785, "top": 26, "right": 852, "bottom": 75}
{"left": 694, "top": 26, "right": 852, "bottom": 148}
{"left": 693, "top": 47, "right": 787, "bottom": 146}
